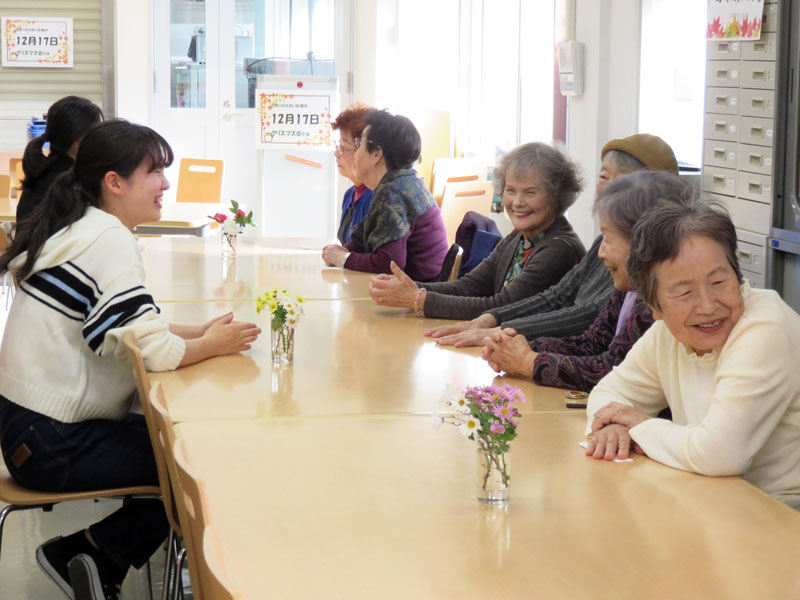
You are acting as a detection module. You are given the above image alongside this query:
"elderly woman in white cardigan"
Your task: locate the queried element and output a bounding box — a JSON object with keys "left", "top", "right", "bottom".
{"left": 585, "top": 196, "right": 800, "bottom": 509}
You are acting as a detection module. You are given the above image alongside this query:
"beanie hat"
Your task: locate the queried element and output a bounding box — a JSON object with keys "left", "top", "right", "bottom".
{"left": 601, "top": 134, "right": 679, "bottom": 175}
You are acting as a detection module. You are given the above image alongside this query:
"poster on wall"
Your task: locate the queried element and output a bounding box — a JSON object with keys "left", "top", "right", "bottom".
{"left": 255, "top": 89, "right": 333, "bottom": 149}
{"left": 1, "top": 16, "right": 73, "bottom": 68}
{"left": 707, "top": 0, "right": 764, "bottom": 40}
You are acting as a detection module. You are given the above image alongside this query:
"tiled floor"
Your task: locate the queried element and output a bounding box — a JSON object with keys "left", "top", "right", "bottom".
{"left": 0, "top": 497, "right": 168, "bottom": 599}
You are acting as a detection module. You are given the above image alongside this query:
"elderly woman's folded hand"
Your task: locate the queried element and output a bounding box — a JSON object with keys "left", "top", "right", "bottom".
{"left": 591, "top": 401, "right": 651, "bottom": 432}
{"left": 322, "top": 244, "right": 349, "bottom": 267}
{"left": 586, "top": 424, "right": 638, "bottom": 461}
{"left": 481, "top": 328, "right": 537, "bottom": 376}
{"left": 368, "top": 261, "right": 420, "bottom": 309}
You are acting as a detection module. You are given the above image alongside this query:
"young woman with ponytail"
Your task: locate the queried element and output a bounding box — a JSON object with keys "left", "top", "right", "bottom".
{"left": 0, "top": 120, "right": 261, "bottom": 600}
{"left": 17, "top": 96, "right": 104, "bottom": 221}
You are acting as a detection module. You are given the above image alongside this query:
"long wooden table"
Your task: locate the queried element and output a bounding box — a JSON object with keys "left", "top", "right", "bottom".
{"left": 144, "top": 238, "right": 800, "bottom": 599}
{"left": 176, "top": 412, "right": 800, "bottom": 599}
{"left": 152, "top": 300, "right": 570, "bottom": 421}
{"left": 141, "top": 236, "right": 373, "bottom": 301}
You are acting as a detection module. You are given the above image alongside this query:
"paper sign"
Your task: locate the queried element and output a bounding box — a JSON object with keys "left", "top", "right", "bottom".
{"left": 2, "top": 17, "right": 73, "bottom": 67}
{"left": 707, "top": 0, "right": 764, "bottom": 40}
{"left": 256, "top": 90, "right": 333, "bottom": 148}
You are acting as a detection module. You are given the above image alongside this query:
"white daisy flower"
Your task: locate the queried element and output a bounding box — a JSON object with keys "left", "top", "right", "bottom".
{"left": 458, "top": 416, "right": 482, "bottom": 438}
{"left": 447, "top": 395, "right": 471, "bottom": 414}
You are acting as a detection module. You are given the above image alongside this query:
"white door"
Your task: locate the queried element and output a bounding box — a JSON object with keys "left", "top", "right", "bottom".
{"left": 153, "top": 0, "right": 351, "bottom": 235}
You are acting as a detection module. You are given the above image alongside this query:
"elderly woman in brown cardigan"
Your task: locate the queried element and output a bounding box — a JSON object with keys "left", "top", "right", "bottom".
{"left": 368, "top": 142, "right": 585, "bottom": 320}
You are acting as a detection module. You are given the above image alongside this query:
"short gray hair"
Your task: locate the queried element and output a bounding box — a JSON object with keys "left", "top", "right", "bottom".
{"left": 604, "top": 149, "right": 646, "bottom": 173}
{"left": 493, "top": 142, "right": 583, "bottom": 214}
{"left": 594, "top": 171, "right": 694, "bottom": 240}
{"left": 627, "top": 195, "right": 743, "bottom": 311}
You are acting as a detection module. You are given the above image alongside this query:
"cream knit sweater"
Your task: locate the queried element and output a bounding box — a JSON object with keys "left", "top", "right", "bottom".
{"left": 0, "top": 207, "right": 185, "bottom": 423}
{"left": 586, "top": 285, "right": 800, "bottom": 509}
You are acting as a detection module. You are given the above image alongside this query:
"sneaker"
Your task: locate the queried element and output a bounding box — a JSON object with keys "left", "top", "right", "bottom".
{"left": 68, "top": 553, "right": 123, "bottom": 600}
{"left": 36, "top": 536, "right": 75, "bottom": 600}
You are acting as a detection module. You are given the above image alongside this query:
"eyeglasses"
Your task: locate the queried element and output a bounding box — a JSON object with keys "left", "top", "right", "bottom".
{"left": 334, "top": 137, "right": 361, "bottom": 155}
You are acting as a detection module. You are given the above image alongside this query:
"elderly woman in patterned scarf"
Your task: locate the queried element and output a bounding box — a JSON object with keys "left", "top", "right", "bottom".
{"left": 322, "top": 110, "right": 448, "bottom": 282}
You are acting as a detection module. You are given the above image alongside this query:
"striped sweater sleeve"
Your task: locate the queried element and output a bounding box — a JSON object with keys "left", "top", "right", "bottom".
{"left": 24, "top": 229, "right": 185, "bottom": 371}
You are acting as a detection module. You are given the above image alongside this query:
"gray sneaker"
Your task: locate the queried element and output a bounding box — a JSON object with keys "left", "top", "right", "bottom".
{"left": 68, "top": 553, "right": 122, "bottom": 600}
{"left": 36, "top": 536, "right": 75, "bottom": 600}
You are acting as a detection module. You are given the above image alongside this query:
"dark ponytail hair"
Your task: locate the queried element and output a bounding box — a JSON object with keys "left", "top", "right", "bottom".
{"left": 2, "top": 120, "right": 173, "bottom": 281}
{"left": 21, "top": 96, "right": 103, "bottom": 190}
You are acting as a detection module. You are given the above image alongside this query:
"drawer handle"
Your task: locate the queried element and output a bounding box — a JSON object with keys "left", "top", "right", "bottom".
{"left": 737, "top": 249, "right": 753, "bottom": 263}
{"left": 714, "top": 148, "right": 726, "bottom": 159}
{"left": 715, "top": 121, "right": 727, "bottom": 132}
{"left": 748, "top": 182, "right": 763, "bottom": 194}
{"left": 713, "top": 174, "right": 725, "bottom": 186}
{"left": 752, "top": 69, "right": 766, "bottom": 81}
{"left": 717, "top": 42, "right": 729, "bottom": 52}
{"left": 751, "top": 97, "right": 765, "bottom": 109}
{"left": 754, "top": 42, "right": 766, "bottom": 53}
{"left": 717, "top": 68, "right": 729, "bottom": 79}
{"left": 751, "top": 126, "right": 764, "bottom": 137}
{"left": 715, "top": 95, "right": 728, "bottom": 106}
{"left": 748, "top": 153, "right": 763, "bottom": 166}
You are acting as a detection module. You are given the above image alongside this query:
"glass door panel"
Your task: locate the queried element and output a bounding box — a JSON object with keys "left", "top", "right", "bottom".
{"left": 170, "top": 0, "right": 207, "bottom": 108}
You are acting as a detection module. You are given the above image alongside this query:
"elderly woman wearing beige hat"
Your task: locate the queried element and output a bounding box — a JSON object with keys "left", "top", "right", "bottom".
{"left": 425, "top": 133, "right": 679, "bottom": 348}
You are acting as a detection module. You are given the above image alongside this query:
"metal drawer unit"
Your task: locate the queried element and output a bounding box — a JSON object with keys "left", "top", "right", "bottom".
{"left": 701, "top": 2, "right": 781, "bottom": 292}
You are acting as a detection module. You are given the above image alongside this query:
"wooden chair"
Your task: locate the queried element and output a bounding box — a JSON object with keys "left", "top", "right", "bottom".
{"left": 202, "top": 525, "right": 241, "bottom": 600}
{"left": 430, "top": 157, "right": 487, "bottom": 207}
{"left": 0, "top": 463, "right": 160, "bottom": 569}
{"left": 171, "top": 435, "right": 214, "bottom": 600}
{"left": 122, "top": 333, "right": 183, "bottom": 600}
{"left": 0, "top": 174, "right": 10, "bottom": 200}
{"left": 176, "top": 159, "right": 224, "bottom": 204}
{"left": 434, "top": 244, "right": 463, "bottom": 282}
{"left": 9, "top": 158, "right": 23, "bottom": 199}
{"left": 148, "top": 383, "right": 208, "bottom": 600}
{"left": 440, "top": 181, "right": 495, "bottom": 246}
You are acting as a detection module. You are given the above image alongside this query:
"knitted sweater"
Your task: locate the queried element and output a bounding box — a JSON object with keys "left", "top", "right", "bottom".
{"left": 486, "top": 235, "right": 614, "bottom": 339}
{"left": 530, "top": 289, "right": 654, "bottom": 392}
{"left": 420, "top": 215, "right": 585, "bottom": 320}
{"left": 586, "top": 285, "right": 800, "bottom": 509}
{"left": 0, "top": 207, "right": 186, "bottom": 423}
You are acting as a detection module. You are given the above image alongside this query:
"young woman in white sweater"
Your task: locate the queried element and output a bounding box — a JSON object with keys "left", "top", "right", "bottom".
{"left": 0, "top": 120, "right": 261, "bottom": 599}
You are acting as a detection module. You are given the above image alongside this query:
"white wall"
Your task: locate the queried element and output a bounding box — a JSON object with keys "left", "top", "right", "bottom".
{"left": 114, "top": 0, "right": 153, "bottom": 124}
{"left": 566, "top": 0, "right": 642, "bottom": 246}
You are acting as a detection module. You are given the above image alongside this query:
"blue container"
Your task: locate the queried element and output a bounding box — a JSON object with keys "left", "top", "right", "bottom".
{"left": 27, "top": 118, "right": 46, "bottom": 139}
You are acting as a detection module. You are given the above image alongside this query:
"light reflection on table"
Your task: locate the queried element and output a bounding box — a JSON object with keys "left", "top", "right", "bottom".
{"left": 152, "top": 300, "right": 569, "bottom": 422}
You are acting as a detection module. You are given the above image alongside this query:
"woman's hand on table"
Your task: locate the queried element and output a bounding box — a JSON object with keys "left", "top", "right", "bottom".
{"left": 481, "top": 328, "right": 537, "bottom": 376}
{"left": 425, "top": 313, "right": 500, "bottom": 347}
{"left": 591, "top": 402, "right": 652, "bottom": 432}
{"left": 586, "top": 423, "right": 644, "bottom": 461}
{"left": 322, "top": 244, "right": 349, "bottom": 267}
{"left": 368, "top": 261, "right": 421, "bottom": 310}
{"left": 180, "top": 313, "right": 262, "bottom": 366}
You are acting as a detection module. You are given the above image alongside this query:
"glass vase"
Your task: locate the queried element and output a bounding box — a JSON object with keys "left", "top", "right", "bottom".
{"left": 476, "top": 447, "right": 510, "bottom": 503}
{"left": 221, "top": 232, "right": 238, "bottom": 258}
{"left": 270, "top": 321, "right": 295, "bottom": 364}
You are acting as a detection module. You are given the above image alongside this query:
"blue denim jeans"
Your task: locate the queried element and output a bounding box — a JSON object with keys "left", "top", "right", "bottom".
{"left": 0, "top": 396, "right": 168, "bottom": 569}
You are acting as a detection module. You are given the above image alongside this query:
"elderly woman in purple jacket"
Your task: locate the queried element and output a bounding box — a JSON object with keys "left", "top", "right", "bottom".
{"left": 322, "top": 110, "right": 448, "bottom": 282}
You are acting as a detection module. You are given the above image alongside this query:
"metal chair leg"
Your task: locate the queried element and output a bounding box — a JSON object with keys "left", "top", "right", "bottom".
{"left": 160, "top": 529, "right": 176, "bottom": 600}
{"left": 172, "top": 547, "right": 186, "bottom": 600}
